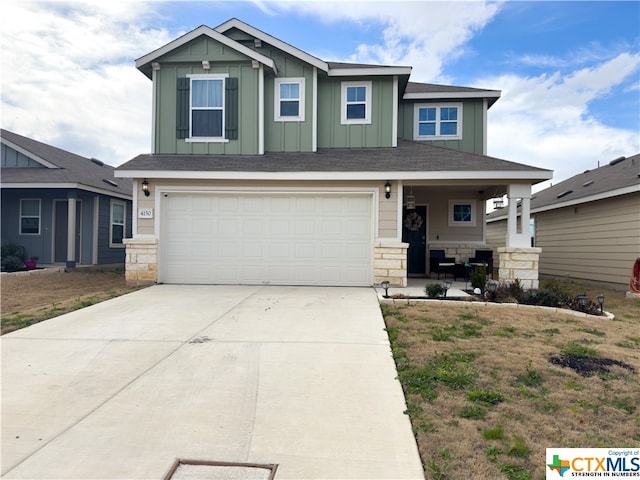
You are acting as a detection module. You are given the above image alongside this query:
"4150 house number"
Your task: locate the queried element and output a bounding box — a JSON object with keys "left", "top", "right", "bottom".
{"left": 138, "top": 208, "right": 153, "bottom": 219}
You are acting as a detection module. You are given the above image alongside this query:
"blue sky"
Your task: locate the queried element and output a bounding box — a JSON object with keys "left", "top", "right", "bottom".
{"left": 2, "top": 1, "right": 639, "bottom": 190}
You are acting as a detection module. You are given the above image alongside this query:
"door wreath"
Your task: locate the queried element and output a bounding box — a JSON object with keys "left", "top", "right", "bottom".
{"left": 404, "top": 211, "right": 423, "bottom": 231}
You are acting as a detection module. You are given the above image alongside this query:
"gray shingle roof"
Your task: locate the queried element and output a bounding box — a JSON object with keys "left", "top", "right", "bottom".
{"left": 1, "top": 129, "right": 132, "bottom": 197}
{"left": 405, "top": 82, "right": 499, "bottom": 95}
{"left": 117, "top": 139, "right": 550, "bottom": 178}
{"left": 487, "top": 153, "right": 640, "bottom": 218}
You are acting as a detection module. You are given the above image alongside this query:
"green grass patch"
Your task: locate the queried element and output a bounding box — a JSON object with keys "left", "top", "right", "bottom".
{"left": 460, "top": 404, "right": 486, "bottom": 419}
{"left": 467, "top": 389, "right": 505, "bottom": 406}
{"left": 483, "top": 424, "right": 504, "bottom": 440}
{"left": 561, "top": 341, "right": 599, "bottom": 357}
{"left": 508, "top": 436, "right": 531, "bottom": 459}
{"left": 575, "top": 327, "right": 606, "bottom": 337}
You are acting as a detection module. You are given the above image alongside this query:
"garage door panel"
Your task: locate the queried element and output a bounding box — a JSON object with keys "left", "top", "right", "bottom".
{"left": 162, "top": 193, "right": 372, "bottom": 286}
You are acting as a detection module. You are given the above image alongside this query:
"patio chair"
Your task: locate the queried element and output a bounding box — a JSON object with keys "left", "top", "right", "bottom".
{"left": 429, "top": 249, "right": 456, "bottom": 279}
{"left": 469, "top": 249, "right": 493, "bottom": 275}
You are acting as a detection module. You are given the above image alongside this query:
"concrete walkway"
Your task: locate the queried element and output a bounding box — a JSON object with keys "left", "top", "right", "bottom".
{"left": 1, "top": 285, "right": 424, "bottom": 480}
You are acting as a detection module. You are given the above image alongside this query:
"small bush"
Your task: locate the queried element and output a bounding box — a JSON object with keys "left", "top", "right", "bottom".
{"left": 425, "top": 283, "right": 445, "bottom": 298}
{"left": 471, "top": 263, "right": 488, "bottom": 291}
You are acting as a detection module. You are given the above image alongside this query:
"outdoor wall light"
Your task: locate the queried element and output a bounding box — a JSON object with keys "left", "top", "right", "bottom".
{"left": 202, "top": 60, "right": 211, "bottom": 70}
{"left": 385, "top": 181, "right": 392, "bottom": 199}
{"left": 142, "top": 179, "right": 150, "bottom": 197}
{"left": 596, "top": 293, "right": 605, "bottom": 313}
{"left": 381, "top": 280, "right": 390, "bottom": 298}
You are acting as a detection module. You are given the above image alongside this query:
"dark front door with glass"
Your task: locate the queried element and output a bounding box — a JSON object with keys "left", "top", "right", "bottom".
{"left": 402, "top": 206, "right": 427, "bottom": 275}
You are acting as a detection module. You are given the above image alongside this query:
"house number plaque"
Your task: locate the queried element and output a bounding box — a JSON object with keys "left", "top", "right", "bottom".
{"left": 138, "top": 208, "right": 153, "bottom": 219}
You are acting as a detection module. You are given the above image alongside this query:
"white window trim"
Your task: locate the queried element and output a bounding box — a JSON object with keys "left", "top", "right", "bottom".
{"left": 109, "top": 199, "right": 126, "bottom": 248}
{"left": 19, "top": 198, "right": 41, "bottom": 235}
{"left": 186, "top": 73, "right": 229, "bottom": 142}
{"left": 414, "top": 102, "right": 463, "bottom": 140}
{"left": 448, "top": 200, "right": 476, "bottom": 227}
{"left": 274, "top": 77, "right": 305, "bottom": 122}
{"left": 341, "top": 81, "right": 372, "bottom": 125}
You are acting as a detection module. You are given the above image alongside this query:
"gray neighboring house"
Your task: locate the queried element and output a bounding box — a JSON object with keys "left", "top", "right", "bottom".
{"left": 1, "top": 129, "right": 133, "bottom": 268}
{"left": 486, "top": 154, "right": 640, "bottom": 288}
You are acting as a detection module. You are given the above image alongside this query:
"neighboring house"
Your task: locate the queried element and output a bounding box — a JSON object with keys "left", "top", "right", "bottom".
{"left": 1, "top": 129, "right": 133, "bottom": 268}
{"left": 486, "top": 154, "right": 640, "bottom": 288}
{"left": 116, "top": 18, "right": 552, "bottom": 288}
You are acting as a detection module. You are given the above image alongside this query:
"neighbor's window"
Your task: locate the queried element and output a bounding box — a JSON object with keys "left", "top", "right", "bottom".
{"left": 341, "top": 81, "right": 372, "bottom": 124}
{"left": 20, "top": 199, "right": 41, "bottom": 235}
{"left": 190, "top": 76, "right": 225, "bottom": 138}
{"left": 415, "top": 103, "right": 462, "bottom": 140}
{"left": 110, "top": 201, "right": 126, "bottom": 247}
{"left": 275, "top": 78, "right": 305, "bottom": 121}
{"left": 449, "top": 200, "right": 476, "bottom": 226}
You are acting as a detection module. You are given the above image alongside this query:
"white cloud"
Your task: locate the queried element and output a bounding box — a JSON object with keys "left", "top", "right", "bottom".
{"left": 481, "top": 53, "right": 640, "bottom": 189}
{"left": 1, "top": 1, "right": 173, "bottom": 166}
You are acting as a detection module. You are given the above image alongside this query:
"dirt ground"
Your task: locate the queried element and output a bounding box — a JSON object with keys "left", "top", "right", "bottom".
{"left": 1, "top": 265, "right": 141, "bottom": 334}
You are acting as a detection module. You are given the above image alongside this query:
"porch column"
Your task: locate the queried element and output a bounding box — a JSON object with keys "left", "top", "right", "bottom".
{"left": 499, "top": 183, "right": 540, "bottom": 289}
{"left": 66, "top": 193, "right": 77, "bottom": 269}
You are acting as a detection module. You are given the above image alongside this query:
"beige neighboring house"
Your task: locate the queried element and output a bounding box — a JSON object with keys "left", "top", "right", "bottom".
{"left": 486, "top": 154, "right": 640, "bottom": 288}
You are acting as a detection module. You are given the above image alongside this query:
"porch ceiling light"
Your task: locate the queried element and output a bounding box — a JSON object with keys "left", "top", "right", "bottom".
{"left": 142, "top": 179, "right": 150, "bottom": 197}
{"left": 385, "top": 181, "right": 392, "bottom": 199}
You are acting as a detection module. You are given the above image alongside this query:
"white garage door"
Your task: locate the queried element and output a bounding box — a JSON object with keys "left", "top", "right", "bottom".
{"left": 161, "top": 192, "right": 373, "bottom": 286}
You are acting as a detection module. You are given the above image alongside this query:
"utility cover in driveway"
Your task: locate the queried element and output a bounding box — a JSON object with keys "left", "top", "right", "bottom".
{"left": 161, "top": 192, "right": 373, "bottom": 286}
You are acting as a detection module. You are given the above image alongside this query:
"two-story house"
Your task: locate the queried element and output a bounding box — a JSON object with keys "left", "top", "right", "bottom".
{"left": 116, "top": 18, "right": 552, "bottom": 288}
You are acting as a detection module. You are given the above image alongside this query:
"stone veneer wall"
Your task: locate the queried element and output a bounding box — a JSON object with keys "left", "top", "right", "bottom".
{"left": 435, "top": 244, "right": 489, "bottom": 264}
{"left": 498, "top": 247, "right": 541, "bottom": 289}
{"left": 123, "top": 237, "right": 158, "bottom": 286}
{"left": 374, "top": 241, "right": 409, "bottom": 287}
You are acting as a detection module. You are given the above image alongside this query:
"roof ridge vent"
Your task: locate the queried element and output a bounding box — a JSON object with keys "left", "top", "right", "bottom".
{"left": 609, "top": 156, "right": 626, "bottom": 166}
{"left": 582, "top": 180, "right": 594, "bottom": 187}
{"left": 102, "top": 179, "right": 118, "bottom": 187}
{"left": 90, "top": 157, "right": 104, "bottom": 166}
{"left": 557, "top": 190, "right": 573, "bottom": 199}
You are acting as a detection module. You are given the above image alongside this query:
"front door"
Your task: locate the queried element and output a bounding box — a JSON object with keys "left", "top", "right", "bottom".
{"left": 402, "top": 205, "right": 427, "bottom": 275}
{"left": 54, "top": 200, "right": 82, "bottom": 263}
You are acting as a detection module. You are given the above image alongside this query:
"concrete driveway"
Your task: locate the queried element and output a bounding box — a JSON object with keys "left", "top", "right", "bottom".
{"left": 1, "top": 285, "right": 424, "bottom": 479}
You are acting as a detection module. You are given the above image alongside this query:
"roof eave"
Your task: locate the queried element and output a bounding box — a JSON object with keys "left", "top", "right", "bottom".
{"left": 136, "top": 25, "right": 278, "bottom": 79}
{"left": 0, "top": 182, "right": 133, "bottom": 200}
{"left": 404, "top": 90, "right": 501, "bottom": 107}
{"left": 327, "top": 66, "right": 412, "bottom": 77}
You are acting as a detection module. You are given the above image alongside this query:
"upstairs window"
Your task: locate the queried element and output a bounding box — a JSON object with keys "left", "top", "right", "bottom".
{"left": 415, "top": 103, "right": 462, "bottom": 140}
{"left": 110, "top": 200, "right": 126, "bottom": 247}
{"left": 191, "top": 76, "right": 225, "bottom": 138}
{"left": 341, "top": 81, "right": 372, "bottom": 124}
{"left": 275, "top": 78, "right": 305, "bottom": 121}
{"left": 20, "top": 199, "right": 40, "bottom": 235}
{"left": 176, "top": 74, "right": 238, "bottom": 142}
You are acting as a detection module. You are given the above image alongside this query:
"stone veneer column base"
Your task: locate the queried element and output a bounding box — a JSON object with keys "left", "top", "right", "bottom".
{"left": 124, "top": 237, "right": 158, "bottom": 286}
{"left": 498, "top": 247, "right": 542, "bottom": 290}
{"left": 374, "top": 241, "right": 409, "bottom": 287}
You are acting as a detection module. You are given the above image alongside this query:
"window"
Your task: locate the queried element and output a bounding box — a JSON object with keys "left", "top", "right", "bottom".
{"left": 190, "top": 76, "right": 225, "bottom": 138}
{"left": 275, "top": 78, "right": 305, "bottom": 121}
{"left": 20, "top": 199, "right": 40, "bottom": 235}
{"left": 110, "top": 201, "right": 126, "bottom": 247}
{"left": 415, "top": 103, "right": 462, "bottom": 140}
{"left": 341, "top": 81, "right": 372, "bottom": 124}
{"left": 448, "top": 200, "right": 476, "bottom": 227}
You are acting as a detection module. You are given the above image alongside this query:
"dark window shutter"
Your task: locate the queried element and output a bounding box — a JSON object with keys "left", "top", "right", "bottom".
{"left": 176, "top": 78, "right": 190, "bottom": 139}
{"left": 225, "top": 77, "right": 238, "bottom": 140}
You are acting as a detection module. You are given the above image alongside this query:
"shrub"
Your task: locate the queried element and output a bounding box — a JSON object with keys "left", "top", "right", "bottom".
{"left": 425, "top": 283, "right": 445, "bottom": 298}
{"left": 471, "top": 263, "right": 488, "bottom": 291}
{"left": 494, "top": 279, "right": 525, "bottom": 303}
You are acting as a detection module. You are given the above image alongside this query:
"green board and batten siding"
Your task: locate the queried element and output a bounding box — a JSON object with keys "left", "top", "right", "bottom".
{"left": 397, "top": 98, "right": 486, "bottom": 155}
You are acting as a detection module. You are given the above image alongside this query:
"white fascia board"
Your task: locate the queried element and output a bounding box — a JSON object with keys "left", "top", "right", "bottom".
{"left": 114, "top": 169, "right": 553, "bottom": 182}
{"left": 0, "top": 182, "right": 132, "bottom": 200}
{"left": 215, "top": 18, "right": 328, "bottom": 72}
{"left": 1, "top": 139, "right": 60, "bottom": 168}
{"left": 487, "top": 184, "right": 640, "bottom": 222}
{"left": 403, "top": 91, "right": 501, "bottom": 101}
{"left": 328, "top": 66, "right": 412, "bottom": 76}
{"left": 136, "top": 25, "right": 277, "bottom": 74}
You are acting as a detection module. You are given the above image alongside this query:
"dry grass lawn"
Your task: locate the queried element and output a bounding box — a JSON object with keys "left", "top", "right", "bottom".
{"left": 382, "top": 283, "right": 640, "bottom": 480}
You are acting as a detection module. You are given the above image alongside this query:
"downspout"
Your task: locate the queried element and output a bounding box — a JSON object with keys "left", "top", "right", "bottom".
{"left": 258, "top": 64, "right": 264, "bottom": 155}
{"left": 312, "top": 66, "right": 318, "bottom": 152}
{"left": 392, "top": 75, "right": 398, "bottom": 147}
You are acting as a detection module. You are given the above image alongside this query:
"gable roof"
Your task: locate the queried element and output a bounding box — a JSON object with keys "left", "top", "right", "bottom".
{"left": 136, "top": 24, "right": 278, "bottom": 79}
{"left": 116, "top": 139, "right": 551, "bottom": 184}
{"left": 1, "top": 129, "right": 132, "bottom": 199}
{"left": 487, "top": 153, "right": 640, "bottom": 220}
